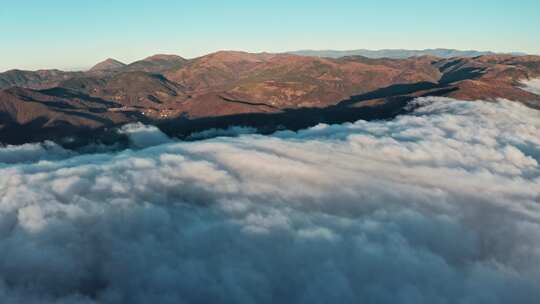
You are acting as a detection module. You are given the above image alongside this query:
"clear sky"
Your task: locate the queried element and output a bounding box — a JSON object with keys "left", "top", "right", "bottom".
{"left": 1, "top": 0, "right": 539, "bottom": 71}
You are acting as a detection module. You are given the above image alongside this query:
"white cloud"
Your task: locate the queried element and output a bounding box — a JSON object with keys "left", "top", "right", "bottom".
{"left": 0, "top": 97, "right": 540, "bottom": 303}
{"left": 118, "top": 123, "right": 171, "bottom": 148}
{"left": 0, "top": 141, "right": 73, "bottom": 164}
{"left": 520, "top": 78, "right": 540, "bottom": 95}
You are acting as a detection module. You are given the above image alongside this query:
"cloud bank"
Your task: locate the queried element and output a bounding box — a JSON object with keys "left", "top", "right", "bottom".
{"left": 0, "top": 97, "right": 539, "bottom": 303}
{"left": 520, "top": 78, "right": 540, "bottom": 95}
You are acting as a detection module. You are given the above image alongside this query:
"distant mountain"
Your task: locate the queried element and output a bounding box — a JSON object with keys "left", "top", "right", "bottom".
{"left": 288, "top": 48, "right": 527, "bottom": 59}
{"left": 0, "top": 55, "right": 187, "bottom": 91}
{"left": 0, "top": 69, "right": 82, "bottom": 90}
{"left": 89, "top": 58, "right": 126, "bottom": 72}
{"left": 123, "top": 54, "right": 187, "bottom": 74}
{"left": 89, "top": 55, "right": 186, "bottom": 74}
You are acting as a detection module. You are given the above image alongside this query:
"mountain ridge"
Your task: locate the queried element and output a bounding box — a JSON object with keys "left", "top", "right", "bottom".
{"left": 1, "top": 50, "right": 539, "bottom": 147}
{"left": 288, "top": 48, "right": 528, "bottom": 59}
{"left": 89, "top": 58, "right": 127, "bottom": 72}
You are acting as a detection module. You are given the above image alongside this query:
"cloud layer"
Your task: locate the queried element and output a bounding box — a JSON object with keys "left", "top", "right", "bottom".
{"left": 520, "top": 78, "right": 540, "bottom": 95}
{"left": 1, "top": 97, "right": 540, "bottom": 303}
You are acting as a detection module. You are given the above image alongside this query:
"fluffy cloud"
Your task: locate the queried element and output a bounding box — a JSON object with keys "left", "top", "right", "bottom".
{"left": 0, "top": 141, "right": 73, "bottom": 164}
{"left": 118, "top": 123, "right": 172, "bottom": 148}
{"left": 0, "top": 97, "right": 539, "bottom": 303}
{"left": 520, "top": 78, "right": 540, "bottom": 95}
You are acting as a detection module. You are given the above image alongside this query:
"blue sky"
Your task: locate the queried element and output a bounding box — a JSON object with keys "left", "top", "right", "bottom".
{"left": 1, "top": 0, "right": 539, "bottom": 71}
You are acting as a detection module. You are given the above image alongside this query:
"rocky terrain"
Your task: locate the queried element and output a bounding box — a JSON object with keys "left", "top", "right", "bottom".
{"left": 1, "top": 51, "right": 539, "bottom": 146}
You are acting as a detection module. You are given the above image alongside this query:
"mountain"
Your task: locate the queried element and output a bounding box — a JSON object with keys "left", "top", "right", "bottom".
{"left": 89, "top": 58, "right": 126, "bottom": 72}
{"left": 168, "top": 51, "right": 539, "bottom": 111}
{"left": 0, "top": 55, "right": 185, "bottom": 90}
{"left": 123, "top": 54, "right": 187, "bottom": 74}
{"left": 0, "top": 69, "right": 82, "bottom": 90}
{"left": 60, "top": 71, "right": 187, "bottom": 112}
{"left": 165, "top": 51, "right": 275, "bottom": 90}
{"left": 288, "top": 48, "right": 527, "bottom": 59}
{"left": 1, "top": 51, "right": 539, "bottom": 146}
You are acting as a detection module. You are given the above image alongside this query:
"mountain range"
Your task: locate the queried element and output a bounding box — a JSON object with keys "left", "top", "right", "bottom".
{"left": 1, "top": 50, "right": 539, "bottom": 147}
{"left": 288, "top": 48, "right": 527, "bottom": 59}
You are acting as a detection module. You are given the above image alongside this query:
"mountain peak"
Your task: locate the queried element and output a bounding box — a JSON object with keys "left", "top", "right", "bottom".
{"left": 144, "top": 54, "right": 186, "bottom": 61}
{"left": 89, "top": 58, "right": 126, "bottom": 71}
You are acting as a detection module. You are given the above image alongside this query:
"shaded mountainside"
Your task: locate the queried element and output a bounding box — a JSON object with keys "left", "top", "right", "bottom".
{"left": 61, "top": 71, "right": 188, "bottom": 108}
{"left": 0, "top": 69, "right": 83, "bottom": 90}
{"left": 1, "top": 51, "right": 540, "bottom": 146}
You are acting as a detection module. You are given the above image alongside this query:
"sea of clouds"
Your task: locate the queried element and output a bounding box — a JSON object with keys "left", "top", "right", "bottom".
{"left": 0, "top": 97, "right": 539, "bottom": 303}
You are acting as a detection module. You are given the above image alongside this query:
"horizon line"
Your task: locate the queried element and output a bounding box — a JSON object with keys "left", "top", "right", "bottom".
{"left": 1, "top": 47, "right": 537, "bottom": 73}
